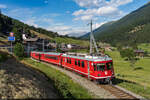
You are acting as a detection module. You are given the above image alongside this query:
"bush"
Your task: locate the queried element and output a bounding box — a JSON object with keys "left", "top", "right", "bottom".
{"left": 0, "top": 51, "right": 9, "bottom": 62}
{"left": 14, "top": 43, "right": 24, "bottom": 58}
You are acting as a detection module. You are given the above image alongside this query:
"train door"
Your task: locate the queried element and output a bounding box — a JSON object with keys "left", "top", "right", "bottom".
{"left": 89, "top": 62, "right": 95, "bottom": 77}
{"left": 87, "top": 61, "right": 90, "bottom": 79}
{"left": 38, "top": 53, "right": 41, "bottom": 61}
{"left": 60, "top": 56, "right": 63, "bottom": 67}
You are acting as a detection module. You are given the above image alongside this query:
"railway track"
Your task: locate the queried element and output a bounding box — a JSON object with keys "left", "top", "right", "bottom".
{"left": 31, "top": 58, "right": 142, "bottom": 99}
{"left": 99, "top": 84, "right": 138, "bottom": 99}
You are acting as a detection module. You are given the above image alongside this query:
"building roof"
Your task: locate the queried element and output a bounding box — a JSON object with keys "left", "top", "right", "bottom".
{"left": 134, "top": 50, "right": 144, "bottom": 53}
{"left": 24, "top": 38, "right": 38, "bottom": 42}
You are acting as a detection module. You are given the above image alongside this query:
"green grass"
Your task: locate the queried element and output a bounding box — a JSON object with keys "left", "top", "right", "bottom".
{"left": 106, "top": 50, "right": 150, "bottom": 99}
{"left": 138, "top": 43, "right": 150, "bottom": 53}
{"left": 22, "top": 58, "right": 93, "bottom": 99}
{"left": 54, "top": 37, "right": 89, "bottom": 46}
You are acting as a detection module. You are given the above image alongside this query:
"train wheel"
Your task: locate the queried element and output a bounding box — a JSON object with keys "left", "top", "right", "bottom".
{"left": 109, "top": 80, "right": 112, "bottom": 85}
{"left": 94, "top": 80, "right": 99, "bottom": 84}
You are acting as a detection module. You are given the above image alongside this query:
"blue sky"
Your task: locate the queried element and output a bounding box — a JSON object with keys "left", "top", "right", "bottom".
{"left": 0, "top": 0, "right": 149, "bottom": 37}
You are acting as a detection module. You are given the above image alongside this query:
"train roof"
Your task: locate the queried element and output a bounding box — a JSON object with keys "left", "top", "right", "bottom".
{"left": 31, "top": 51, "right": 112, "bottom": 62}
{"left": 31, "top": 51, "right": 62, "bottom": 56}
{"left": 62, "top": 54, "right": 112, "bottom": 62}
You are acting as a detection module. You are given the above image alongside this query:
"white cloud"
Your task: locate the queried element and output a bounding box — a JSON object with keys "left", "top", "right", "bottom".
{"left": 93, "top": 22, "right": 106, "bottom": 29}
{"left": 73, "top": 0, "right": 133, "bottom": 21}
{"left": 74, "top": 0, "right": 133, "bottom": 8}
{"left": 47, "top": 25, "right": 72, "bottom": 35}
{"left": 25, "top": 18, "right": 38, "bottom": 27}
{"left": 0, "top": 4, "right": 7, "bottom": 9}
{"left": 46, "top": 24, "right": 89, "bottom": 36}
{"left": 74, "top": 0, "right": 105, "bottom": 8}
{"left": 110, "top": 0, "right": 133, "bottom": 7}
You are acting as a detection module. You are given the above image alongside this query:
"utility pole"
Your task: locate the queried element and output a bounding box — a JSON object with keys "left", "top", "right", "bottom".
{"left": 88, "top": 20, "right": 99, "bottom": 56}
{"left": 27, "top": 42, "right": 30, "bottom": 56}
{"left": 0, "top": 9, "right": 1, "bottom": 15}
{"left": 10, "top": 41, "right": 12, "bottom": 54}
{"left": 43, "top": 39, "right": 45, "bottom": 52}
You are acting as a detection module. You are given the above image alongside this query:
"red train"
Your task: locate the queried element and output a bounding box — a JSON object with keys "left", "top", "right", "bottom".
{"left": 31, "top": 51, "right": 115, "bottom": 84}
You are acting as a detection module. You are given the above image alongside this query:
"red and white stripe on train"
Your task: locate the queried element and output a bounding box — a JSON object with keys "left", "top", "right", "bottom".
{"left": 31, "top": 51, "right": 115, "bottom": 83}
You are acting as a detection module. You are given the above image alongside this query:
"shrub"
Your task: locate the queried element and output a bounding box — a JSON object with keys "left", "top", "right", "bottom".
{"left": 14, "top": 43, "right": 24, "bottom": 58}
{"left": 0, "top": 51, "right": 9, "bottom": 62}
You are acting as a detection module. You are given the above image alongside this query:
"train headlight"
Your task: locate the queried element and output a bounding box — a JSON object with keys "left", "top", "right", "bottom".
{"left": 105, "top": 71, "right": 108, "bottom": 75}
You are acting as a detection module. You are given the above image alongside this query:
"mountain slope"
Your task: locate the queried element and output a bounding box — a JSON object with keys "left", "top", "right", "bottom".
{"left": 80, "top": 21, "right": 115, "bottom": 39}
{"left": 81, "top": 2, "right": 150, "bottom": 46}
{"left": 0, "top": 13, "right": 58, "bottom": 38}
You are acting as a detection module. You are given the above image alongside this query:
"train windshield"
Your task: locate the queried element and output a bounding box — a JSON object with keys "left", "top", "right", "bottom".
{"left": 106, "top": 62, "right": 113, "bottom": 70}
{"left": 97, "top": 63, "right": 105, "bottom": 71}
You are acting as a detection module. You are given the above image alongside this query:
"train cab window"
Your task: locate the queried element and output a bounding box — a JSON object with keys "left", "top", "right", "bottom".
{"left": 75, "top": 60, "right": 77, "bottom": 65}
{"left": 81, "top": 61, "right": 84, "bottom": 68}
{"left": 78, "top": 60, "right": 80, "bottom": 66}
{"left": 106, "top": 62, "right": 112, "bottom": 70}
{"left": 97, "top": 63, "right": 105, "bottom": 71}
{"left": 93, "top": 64, "right": 97, "bottom": 71}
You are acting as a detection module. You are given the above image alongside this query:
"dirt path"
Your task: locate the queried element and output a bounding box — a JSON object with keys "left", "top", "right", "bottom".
{"left": 0, "top": 58, "right": 60, "bottom": 99}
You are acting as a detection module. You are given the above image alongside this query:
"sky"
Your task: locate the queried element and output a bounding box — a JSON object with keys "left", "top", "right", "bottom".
{"left": 0, "top": 0, "right": 150, "bottom": 37}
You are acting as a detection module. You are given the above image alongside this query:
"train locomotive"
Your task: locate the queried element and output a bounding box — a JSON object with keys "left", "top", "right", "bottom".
{"left": 31, "top": 51, "right": 115, "bottom": 84}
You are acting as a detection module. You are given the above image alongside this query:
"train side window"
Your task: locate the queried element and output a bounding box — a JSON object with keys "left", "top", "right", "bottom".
{"left": 45, "top": 55, "right": 58, "bottom": 60}
{"left": 93, "top": 64, "right": 97, "bottom": 71}
{"left": 75, "top": 60, "right": 77, "bottom": 65}
{"left": 106, "top": 62, "right": 112, "bottom": 70}
{"left": 69, "top": 59, "right": 71, "bottom": 64}
{"left": 67, "top": 58, "right": 69, "bottom": 63}
{"left": 78, "top": 60, "right": 80, "bottom": 66}
{"left": 81, "top": 61, "right": 84, "bottom": 68}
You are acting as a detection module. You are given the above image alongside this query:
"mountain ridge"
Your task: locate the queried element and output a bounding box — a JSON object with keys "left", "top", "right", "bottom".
{"left": 81, "top": 2, "right": 150, "bottom": 46}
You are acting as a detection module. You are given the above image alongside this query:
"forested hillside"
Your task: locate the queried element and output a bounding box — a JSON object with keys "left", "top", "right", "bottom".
{"left": 0, "top": 11, "right": 89, "bottom": 46}
{"left": 81, "top": 2, "right": 150, "bottom": 46}
{"left": 0, "top": 11, "right": 58, "bottom": 41}
{"left": 80, "top": 21, "right": 115, "bottom": 39}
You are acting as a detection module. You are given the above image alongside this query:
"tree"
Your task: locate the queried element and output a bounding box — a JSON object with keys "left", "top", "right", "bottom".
{"left": 120, "top": 48, "right": 135, "bottom": 60}
{"left": 120, "top": 48, "right": 137, "bottom": 69}
{"left": 14, "top": 43, "right": 24, "bottom": 58}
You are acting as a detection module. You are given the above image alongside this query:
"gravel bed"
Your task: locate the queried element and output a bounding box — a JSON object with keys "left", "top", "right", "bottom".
{"left": 40, "top": 60, "right": 117, "bottom": 99}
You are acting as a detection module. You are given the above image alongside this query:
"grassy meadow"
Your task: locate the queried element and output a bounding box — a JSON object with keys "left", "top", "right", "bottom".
{"left": 105, "top": 50, "right": 150, "bottom": 99}
{"left": 54, "top": 37, "right": 89, "bottom": 46}
{"left": 138, "top": 43, "right": 150, "bottom": 53}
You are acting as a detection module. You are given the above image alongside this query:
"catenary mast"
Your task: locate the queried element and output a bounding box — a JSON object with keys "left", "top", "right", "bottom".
{"left": 88, "top": 20, "right": 99, "bottom": 56}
